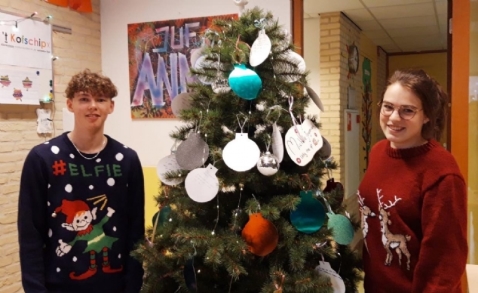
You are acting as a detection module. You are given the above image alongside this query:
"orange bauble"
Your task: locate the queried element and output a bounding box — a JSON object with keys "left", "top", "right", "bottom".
{"left": 241, "top": 213, "right": 279, "bottom": 256}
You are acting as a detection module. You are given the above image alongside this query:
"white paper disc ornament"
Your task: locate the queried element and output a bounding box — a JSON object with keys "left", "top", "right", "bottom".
{"left": 193, "top": 55, "right": 215, "bottom": 85}
{"left": 274, "top": 50, "right": 306, "bottom": 83}
{"left": 176, "top": 133, "right": 209, "bottom": 170}
{"left": 315, "top": 261, "right": 345, "bottom": 293}
{"left": 318, "top": 136, "right": 332, "bottom": 160}
{"left": 250, "top": 29, "right": 272, "bottom": 67}
{"left": 222, "top": 133, "right": 260, "bottom": 172}
{"left": 156, "top": 154, "right": 184, "bottom": 186}
{"left": 285, "top": 119, "right": 323, "bottom": 166}
{"left": 171, "top": 92, "right": 192, "bottom": 117}
{"left": 257, "top": 151, "right": 280, "bottom": 176}
{"left": 190, "top": 44, "right": 206, "bottom": 73}
{"left": 271, "top": 122, "right": 284, "bottom": 163}
{"left": 305, "top": 85, "right": 324, "bottom": 112}
{"left": 185, "top": 164, "right": 219, "bottom": 203}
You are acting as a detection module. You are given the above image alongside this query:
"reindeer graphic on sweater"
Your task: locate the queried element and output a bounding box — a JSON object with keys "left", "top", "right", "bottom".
{"left": 376, "top": 189, "right": 411, "bottom": 270}
{"left": 357, "top": 191, "right": 375, "bottom": 253}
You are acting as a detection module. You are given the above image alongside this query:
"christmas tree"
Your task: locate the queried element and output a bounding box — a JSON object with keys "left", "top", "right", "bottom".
{"left": 135, "top": 6, "right": 362, "bottom": 293}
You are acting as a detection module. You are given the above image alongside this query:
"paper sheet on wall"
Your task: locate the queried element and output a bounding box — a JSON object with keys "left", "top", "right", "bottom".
{"left": 62, "top": 108, "right": 74, "bottom": 132}
{"left": 0, "top": 11, "right": 53, "bottom": 105}
{"left": 0, "top": 68, "right": 40, "bottom": 105}
{"left": 0, "top": 11, "right": 52, "bottom": 69}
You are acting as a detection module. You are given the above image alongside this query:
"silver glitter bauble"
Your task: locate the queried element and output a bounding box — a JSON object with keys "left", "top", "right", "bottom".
{"left": 256, "top": 151, "right": 280, "bottom": 176}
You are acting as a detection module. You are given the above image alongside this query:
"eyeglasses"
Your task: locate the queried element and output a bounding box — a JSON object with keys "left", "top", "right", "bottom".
{"left": 378, "top": 102, "right": 422, "bottom": 120}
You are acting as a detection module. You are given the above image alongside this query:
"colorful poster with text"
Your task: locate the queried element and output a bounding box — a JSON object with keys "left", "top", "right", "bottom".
{"left": 128, "top": 14, "right": 237, "bottom": 119}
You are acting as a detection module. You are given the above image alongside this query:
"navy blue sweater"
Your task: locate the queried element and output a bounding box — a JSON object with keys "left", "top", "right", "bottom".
{"left": 18, "top": 132, "right": 145, "bottom": 293}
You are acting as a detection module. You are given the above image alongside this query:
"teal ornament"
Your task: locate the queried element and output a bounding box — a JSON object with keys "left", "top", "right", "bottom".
{"left": 228, "top": 63, "right": 262, "bottom": 100}
{"left": 290, "top": 190, "right": 326, "bottom": 234}
{"left": 152, "top": 205, "right": 171, "bottom": 227}
{"left": 326, "top": 213, "right": 354, "bottom": 245}
{"left": 317, "top": 190, "right": 354, "bottom": 245}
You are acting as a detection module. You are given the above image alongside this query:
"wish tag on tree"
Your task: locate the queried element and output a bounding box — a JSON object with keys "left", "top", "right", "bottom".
{"left": 156, "top": 154, "right": 184, "bottom": 186}
{"left": 190, "top": 41, "right": 207, "bottom": 74}
{"left": 193, "top": 55, "right": 215, "bottom": 85}
{"left": 317, "top": 188, "right": 353, "bottom": 245}
{"left": 223, "top": 133, "right": 260, "bottom": 172}
{"left": 211, "top": 51, "right": 231, "bottom": 94}
{"left": 318, "top": 136, "right": 332, "bottom": 160}
{"left": 271, "top": 122, "right": 284, "bottom": 163}
{"left": 183, "top": 257, "right": 198, "bottom": 292}
{"left": 212, "top": 75, "right": 231, "bottom": 94}
{"left": 250, "top": 29, "right": 271, "bottom": 67}
{"left": 304, "top": 85, "right": 324, "bottom": 112}
{"left": 327, "top": 212, "right": 354, "bottom": 245}
{"left": 185, "top": 164, "right": 219, "bottom": 203}
{"left": 171, "top": 92, "right": 192, "bottom": 118}
{"left": 315, "top": 261, "right": 345, "bottom": 293}
{"left": 274, "top": 50, "right": 306, "bottom": 83}
{"left": 285, "top": 119, "right": 323, "bottom": 166}
{"left": 176, "top": 133, "right": 209, "bottom": 170}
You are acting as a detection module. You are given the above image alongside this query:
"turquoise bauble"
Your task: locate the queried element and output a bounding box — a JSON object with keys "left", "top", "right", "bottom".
{"left": 327, "top": 213, "right": 354, "bottom": 245}
{"left": 228, "top": 63, "right": 262, "bottom": 100}
{"left": 152, "top": 205, "right": 171, "bottom": 227}
{"left": 290, "top": 190, "right": 326, "bottom": 234}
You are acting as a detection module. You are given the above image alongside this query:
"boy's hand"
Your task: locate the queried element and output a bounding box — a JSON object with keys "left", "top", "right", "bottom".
{"left": 56, "top": 239, "right": 72, "bottom": 256}
{"left": 107, "top": 207, "right": 115, "bottom": 217}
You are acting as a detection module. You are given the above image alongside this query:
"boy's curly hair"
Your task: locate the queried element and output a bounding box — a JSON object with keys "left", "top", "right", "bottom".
{"left": 65, "top": 69, "right": 118, "bottom": 99}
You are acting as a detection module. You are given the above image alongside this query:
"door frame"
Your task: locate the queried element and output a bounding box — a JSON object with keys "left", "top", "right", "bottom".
{"left": 450, "top": 0, "right": 469, "bottom": 181}
{"left": 450, "top": 1, "right": 470, "bottom": 292}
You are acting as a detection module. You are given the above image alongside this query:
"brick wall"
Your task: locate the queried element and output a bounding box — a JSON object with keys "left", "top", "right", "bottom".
{"left": 0, "top": 1, "right": 101, "bottom": 292}
{"left": 319, "top": 12, "right": 361, "bottom": 186}
{"left": 376, "top": 46, "right": 387, "bottom": 142}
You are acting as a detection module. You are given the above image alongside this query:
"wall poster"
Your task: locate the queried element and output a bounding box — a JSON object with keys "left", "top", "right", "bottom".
{"left": 0, "top": 11, "right": 53, "bottom": 105}
{"left": 128, "top": 14, "right": 237, "bottom": 119}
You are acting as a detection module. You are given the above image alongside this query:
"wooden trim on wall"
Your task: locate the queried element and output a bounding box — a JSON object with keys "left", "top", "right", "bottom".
{"left": 387, "top": 49, "right": 447, "bottom": 56}
{"left": 447, "top": 0, "right": 452, "bottom": 151}
{"left": 451, "top": 1, "right": 470, "bottom": 290}
{"left": 291, "top": 0, "right": 303, "bottom": 56}
{"left": 386, "top": 50, "right": 389, "bottom": 80}
{"left": 451, "top": 0, "right": 469, "bottom": 181}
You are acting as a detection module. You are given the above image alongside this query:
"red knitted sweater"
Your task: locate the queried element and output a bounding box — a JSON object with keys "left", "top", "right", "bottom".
{"left": 357, "top": 139, "right": 467, "bottom": 293}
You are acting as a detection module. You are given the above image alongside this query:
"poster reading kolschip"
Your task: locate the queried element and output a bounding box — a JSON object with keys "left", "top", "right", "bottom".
{"left": 0, "top": 11, "right": 52, "bottom": 105}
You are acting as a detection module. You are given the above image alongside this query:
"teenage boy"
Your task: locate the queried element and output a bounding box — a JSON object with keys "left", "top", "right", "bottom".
{"left": 18, "top": 69, "right": 145, "bottom": 293}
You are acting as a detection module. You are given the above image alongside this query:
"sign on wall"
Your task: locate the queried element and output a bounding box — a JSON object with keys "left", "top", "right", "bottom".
{"left": 127, "top": 14, "right": 237, "bottom": 119}
{"left": 0, "top": 11, "right": 53, "bottom": 105}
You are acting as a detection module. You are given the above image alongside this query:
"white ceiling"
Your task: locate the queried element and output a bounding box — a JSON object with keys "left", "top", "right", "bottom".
{"left": 304, "top": 0, "right": 448, "bottom": 53}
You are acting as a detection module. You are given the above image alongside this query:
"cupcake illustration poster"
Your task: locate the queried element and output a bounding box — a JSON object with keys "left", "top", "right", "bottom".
{"left": 0, "top": 68, "right": 41, "bottom": 105}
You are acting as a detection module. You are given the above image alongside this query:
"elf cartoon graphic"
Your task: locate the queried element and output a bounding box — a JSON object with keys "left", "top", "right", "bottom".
{"left": 52, "top": 199, "right": 123, "bottom": 280}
